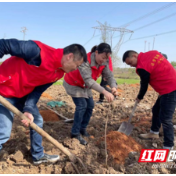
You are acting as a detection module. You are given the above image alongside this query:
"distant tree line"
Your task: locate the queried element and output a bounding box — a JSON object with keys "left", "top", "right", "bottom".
{"left": 171, "top": 61, "right": 176, "bottom": 67}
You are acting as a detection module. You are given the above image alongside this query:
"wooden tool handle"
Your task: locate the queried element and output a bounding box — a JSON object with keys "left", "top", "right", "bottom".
{"left": 0, "top": 95, "right": 76, "bottom": 162}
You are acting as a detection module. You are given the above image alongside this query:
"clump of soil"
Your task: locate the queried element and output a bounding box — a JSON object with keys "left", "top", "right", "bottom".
{"left": 134, "top": 116, "right": 152, "bottom": 128}
{"left": 41, "top": 92, "right": 53, "bottom": 100}
{"left": 147, "top": 86, "right": 154, "bottom": 91}
{"left": 129, "top": 83, "right": 140, "bottom": 87}
{"left": 99, "top": 131, "right": 143, "bottom": 165}
{"left": 39, "top": 110, "right": 60, "bottom": 122}
{"left": 117, "top": 89, "right": 123, "bottom": 92}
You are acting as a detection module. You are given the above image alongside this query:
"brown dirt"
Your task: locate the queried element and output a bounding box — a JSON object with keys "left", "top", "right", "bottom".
{"left": 1, "top": 84, "right": 176, "bottom": 174}
{"left": 99, "top": 131, "right": 143, "bottom": 164}
{"left": 148, "top": 86, "right": 154, "bottom": 91}
{"left": 39, "top": 110, "right": 60, "bottom": 122}
{"left": 117, "top": 88, "right": 123, "bottom": 92}
{"left": 129, "top": 83, "right": 140, "bottom": 87}
{"left": 41, "top": 92, "right": 53, "bottom": 100}
{"left": 134, "top": 116, "right": 152, "bottom": 128}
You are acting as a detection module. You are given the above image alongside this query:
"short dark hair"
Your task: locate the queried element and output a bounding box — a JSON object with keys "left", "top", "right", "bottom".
{"left": 160, "top": 52, "right": 168, "bottom": 60}
{"left": 63, "top": 44, "right": 87, "bottom": 62}
{"left": 91, "top": 43, "right": 112, "bottom": 55}
{"left": 122, "top": 50, "right": 138, "bottom": 62}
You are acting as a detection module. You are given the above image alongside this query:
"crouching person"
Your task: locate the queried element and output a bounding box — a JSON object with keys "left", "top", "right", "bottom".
{"left": 63, "top": 43, "right": 118, "bottom": 145}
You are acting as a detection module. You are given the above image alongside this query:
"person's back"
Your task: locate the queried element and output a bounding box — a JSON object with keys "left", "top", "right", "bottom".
{"left": 123, "top": 49, "right": 176, "bottom": 150}
{"left": 136, "top": 50, "right": 176, "bottom": 95}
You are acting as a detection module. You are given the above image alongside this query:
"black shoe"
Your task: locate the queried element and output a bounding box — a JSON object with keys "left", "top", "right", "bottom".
{"left": 71, "top": 134, "right": 87, "bottom": 145}
{"left": 80, "top": 129, "right": 90, "bottom": 137}
{"left": 33, "top": 153, "right": 60, "bottom": 165}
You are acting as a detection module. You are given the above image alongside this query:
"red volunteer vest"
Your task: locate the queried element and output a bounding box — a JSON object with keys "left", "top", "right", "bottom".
{"left": 64, "top": 52, "right": 112, "bottom": 88}
{"left": 136, "top": 51, "right": 176, "bottom": 95}
{"left": 109, "top": 57, "right": 113, "bottom": 71}
{"left": 0, "top": 41, "right": 64, "bottom": 98}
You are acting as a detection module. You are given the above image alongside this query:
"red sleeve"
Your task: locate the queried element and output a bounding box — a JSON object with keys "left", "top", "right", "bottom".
{"left": 109, "top": 56, "right": 113, "bottom": 71}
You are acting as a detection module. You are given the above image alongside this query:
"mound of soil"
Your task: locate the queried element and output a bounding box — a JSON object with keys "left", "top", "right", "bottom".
{"left": 99, "top": 131, "right": 143, "bottom": 165}
{"left": 39, "top": 110, "right": 60, "bottom": 122}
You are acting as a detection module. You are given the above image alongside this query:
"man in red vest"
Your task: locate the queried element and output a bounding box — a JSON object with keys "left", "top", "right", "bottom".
{"left": 0, "top": 38, "right": 87, "bottom": 164}
{"left": 122, "top": 50, "right": 176, "bottom": 150}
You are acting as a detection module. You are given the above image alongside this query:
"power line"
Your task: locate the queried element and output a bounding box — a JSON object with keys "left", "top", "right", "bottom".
{"left": 83, "top": 34, "right": 100, "bottom": 46}
{"left": 113, "top": 2, "right": 176, "bottom": 38}
{"left": 92, "top": 21, "right": 133, "bottom": 52}
{"left": 133, "top": 12, "right": 176, "bottom": 31}
{"left": 122, "top": 29, "right": 176, "bottom": 44}
{"left": 99, "top": 2, "right": 123, "bottom": 20}
{"left": 84, "top": 2, "right": 125, "bottom": 46}
{"left": 84, "top": 2, "right": 176, "bottom": 46}
{"left": 118, "top": 2, "right": 176, "bottom": 28}
{"left": 113, "top": 11, "right": 176, "bottom": 40}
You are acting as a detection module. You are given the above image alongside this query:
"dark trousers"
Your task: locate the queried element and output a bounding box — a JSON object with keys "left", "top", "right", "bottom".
{"left": 99, "top": 78, "right": 111, "bottom": 102}
{"left": 151, "top": 90, "right": 176, "bottom": 147}
{"left": 71, "top": 97, "right": 94, "bottom": 135}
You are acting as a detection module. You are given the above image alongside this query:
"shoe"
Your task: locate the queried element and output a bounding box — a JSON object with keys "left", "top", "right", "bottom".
{"left": 33, "top": 153, "right": 60, "bottom": 165}
{"left": 96, "top": 101, "right": 103, "bottom": 104}
{"left": 139, "top": 132, "right": 159, "bottom": 139}
{"left": 80, "top": 129, "right": 90, "bottom": 137}
{"left": 71, "top": 134, "right": 87, "bottom": 145}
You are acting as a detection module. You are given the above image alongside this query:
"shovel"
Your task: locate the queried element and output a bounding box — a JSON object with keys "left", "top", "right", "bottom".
{"left": 0, "top": 95, "right": 86, "bottom": 173}
{"left": 41, "top": 103, "right": 74, "bottom": 123}
{"left": 118, "top": 100, "right": 138, "bottom": 136}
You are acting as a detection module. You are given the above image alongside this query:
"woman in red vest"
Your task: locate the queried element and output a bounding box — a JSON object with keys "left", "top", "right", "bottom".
{"left": 0, "top": 38, "right": 87, "bottom": 164}
{"left": 96, "top": 57, "right": 117, "bottom": 104}
{"left": 63, "top": 43, "right": 118, "bottom": 145}
{"left": 122, "top": 50, "right": 176, "bottom": 150}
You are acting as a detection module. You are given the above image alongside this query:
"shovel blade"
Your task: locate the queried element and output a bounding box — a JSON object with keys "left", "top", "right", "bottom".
{"left": 118, "top": 122, "right": 134, "bottom": 136}
{"left": 64, "top": 119, "right": 74, "bottom": 123}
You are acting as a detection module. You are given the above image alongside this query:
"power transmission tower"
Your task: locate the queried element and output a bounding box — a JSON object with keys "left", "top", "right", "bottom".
{"left": 148, "top": 42, "right": 150, "bottom": 51}
{"left": 21, "top": 27, "right": 27, "bottom": 40}
{"left": 92, "top": 21, "right": 133, "bottom": 68}
{"left": 3, "top": 33, "right": 6, "bottom": 39}
{"left": 152, "top": 37, "right": 155, "bottom": 50}
{"left": 92, "top": 21, "right": 133, "bottom": 50}
{"left": 144, "top": 41, "right": 147, "bottom": 52}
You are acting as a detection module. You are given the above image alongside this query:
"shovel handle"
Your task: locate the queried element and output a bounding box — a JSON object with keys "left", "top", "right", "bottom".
{"left": 0, "top": 95, "right": 76, "bottom": 162}
{"left": 128, "top": 100, "right": 138, "bottom": 123}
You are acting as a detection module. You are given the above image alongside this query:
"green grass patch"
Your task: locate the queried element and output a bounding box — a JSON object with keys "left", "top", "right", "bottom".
{"left": 96, "top": 77, "right": 139, "bottom": 84}
{"left": 116, "top": 78, "right": 140, "bottom": 84}
{"left": 53, "top": 79, "right": 63, "bottom": 85}
{"left": 53, "top": 77, "right": 139, "bottom": 85}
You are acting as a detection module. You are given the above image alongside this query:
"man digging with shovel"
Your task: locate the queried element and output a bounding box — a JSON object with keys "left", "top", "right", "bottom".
{"left": 122, "top": 50, "right": 176, "bottom": 150}
{"left": 0, "top": 38, "right": 87, "bottom": 164}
